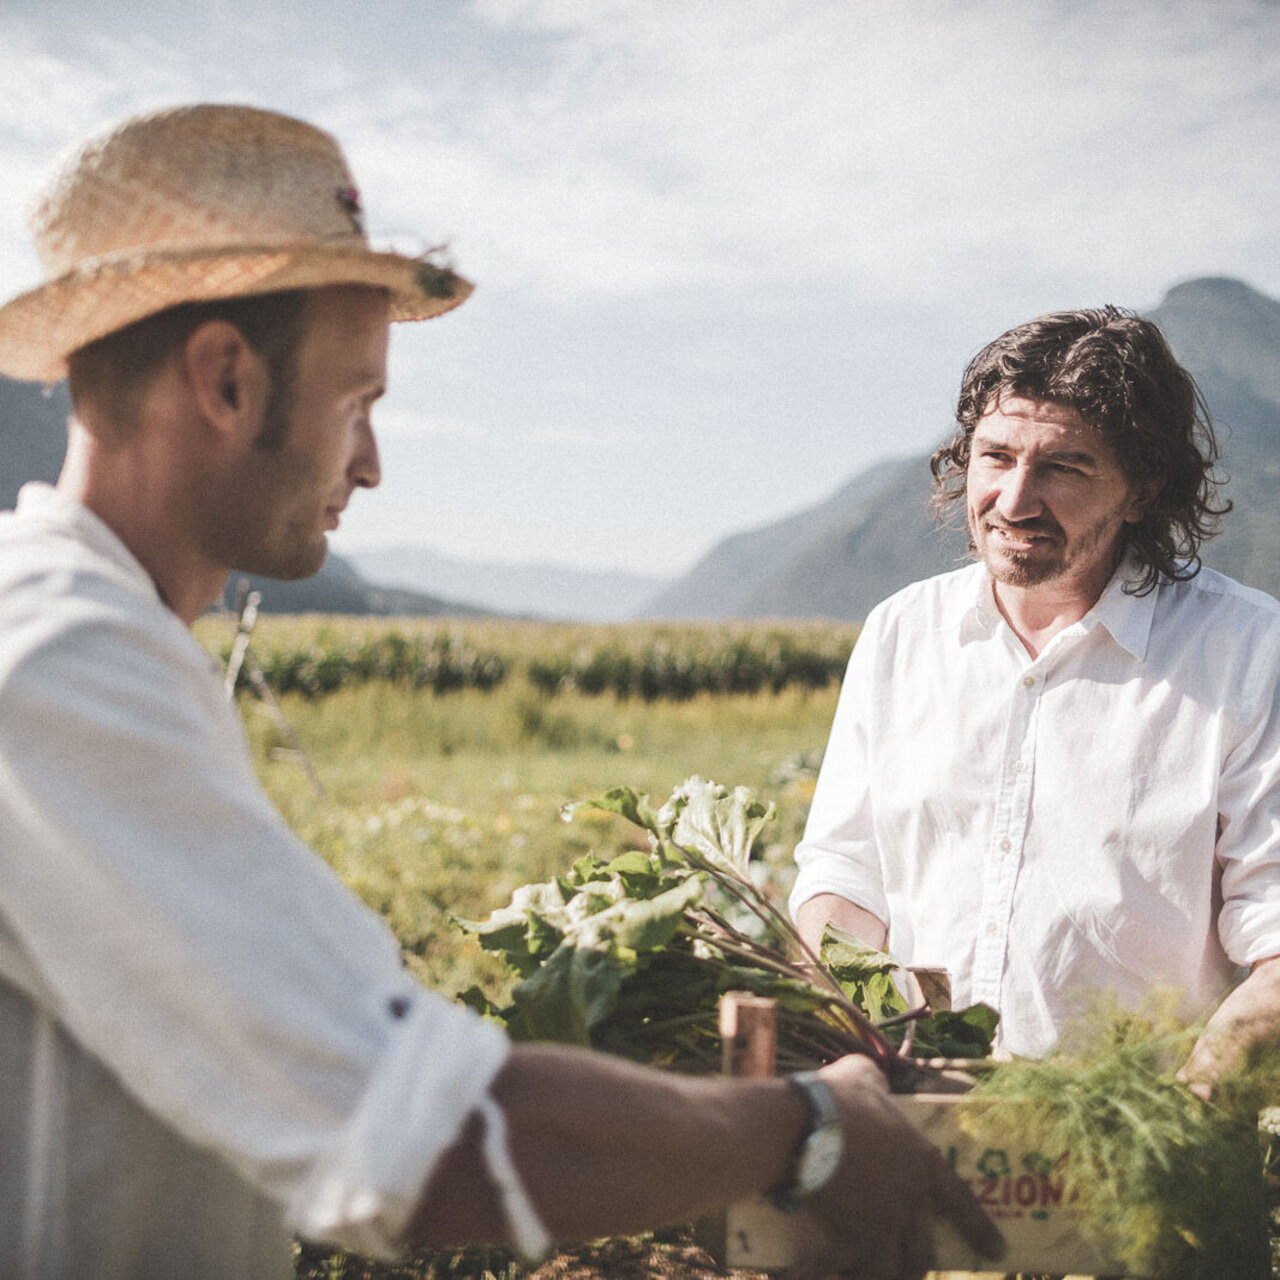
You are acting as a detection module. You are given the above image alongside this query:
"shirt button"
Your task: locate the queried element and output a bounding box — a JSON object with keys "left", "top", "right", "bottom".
{"left": 1022, "top": 675, "right": 1036, "bottom": 688}
{"left": 999, "top": 838, "right": 1012, "bottom": 852}
{"left": 985, "top": 922, "right": 999, "bottom": 936}
{"left": 1011, "top": 759, "right": 1023, "bottom": 772}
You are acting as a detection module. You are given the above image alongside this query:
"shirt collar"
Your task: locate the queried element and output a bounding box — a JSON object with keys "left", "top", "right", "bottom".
{"left": 1081, "top": 555, "right": 1156, "bottom": 660}
{"left": 957, "top": 561, "right": 1000, "bottom": 644}
{"left": 956, "top": 554, "right": 1156, "bottom": 660}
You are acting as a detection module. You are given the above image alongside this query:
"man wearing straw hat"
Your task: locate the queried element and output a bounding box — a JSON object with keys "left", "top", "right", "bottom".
{"left": 0, "top": 105, "right": 1002, "bottom": 1279}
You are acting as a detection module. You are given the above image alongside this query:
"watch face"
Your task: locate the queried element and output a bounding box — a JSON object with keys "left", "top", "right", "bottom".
{"left": 798, "top": 1125, "right": 845, "bottom": 1194}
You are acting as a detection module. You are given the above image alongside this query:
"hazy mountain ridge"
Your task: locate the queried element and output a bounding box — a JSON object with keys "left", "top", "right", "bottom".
{"left": 4, "top": 275, "right": 1279, "bottom": 620}
{"left": 0, "top": 377, "right": 69, "bottom": 509}
{"left": 348, "top": 546, "right": 670, "bottom": 622}
{"left": 641, "top": 456, "right": 916, "bottom": 619}
{"left": 640, "top": 276, "right": 1280, "bottom": 621}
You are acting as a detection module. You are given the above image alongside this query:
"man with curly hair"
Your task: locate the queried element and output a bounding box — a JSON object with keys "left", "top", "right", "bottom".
{"left": 791, "top": 307, "right": 1280, "bottom": 1086}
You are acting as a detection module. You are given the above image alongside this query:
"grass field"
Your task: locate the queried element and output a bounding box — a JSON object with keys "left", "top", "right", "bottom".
{"left": 201, "top": 613, "right": 850, "bottom": 1000}
{"left": 200, "top": 613, "right": 852, "bottom": 1004}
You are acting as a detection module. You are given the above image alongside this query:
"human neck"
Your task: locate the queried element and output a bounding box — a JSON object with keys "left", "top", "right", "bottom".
{"left": 58, "top": 418, "right": 229, "bottom": 627}
{"left": 990, "top": 563, "right": 1116, "bottom": 659}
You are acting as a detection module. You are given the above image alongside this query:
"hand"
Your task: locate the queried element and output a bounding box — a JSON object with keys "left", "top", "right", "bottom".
{"left": 790, "top": 1054, "right": 1005, "bottom": 1280}
{"left": 1178, "top": 955, "right": 1280, "bottom": 1101}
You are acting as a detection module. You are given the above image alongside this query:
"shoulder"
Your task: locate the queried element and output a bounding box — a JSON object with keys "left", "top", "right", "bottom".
{"left": 1146, "top": 568, "right": 1280, "bottom": 701}
{"left": 0, "top": 494, "right": 219, "bottom": 711}
{"left": 1154, "top": 566, "right": 1280, "bottom": 634}
{"left": 861, "top": 562, "right": 982, "bottom": 634}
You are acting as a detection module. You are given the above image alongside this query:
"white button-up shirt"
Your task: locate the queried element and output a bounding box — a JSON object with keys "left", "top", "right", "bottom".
{"left": 791, "top": 558, "right": 1280, "bottom": 1057}
{"left": 0, "top": 485, "right": 511, "bottom": 1278}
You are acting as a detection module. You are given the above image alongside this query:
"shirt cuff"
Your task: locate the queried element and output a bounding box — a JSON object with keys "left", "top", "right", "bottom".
{"left": 1219, "top": 897, "right": 1280, "bottom": 970}
{"left": 789, "top": 843, "right": 889, "bottom": 925}
{"left": 286, "top": 992, "right": 510, "bottom": 1259}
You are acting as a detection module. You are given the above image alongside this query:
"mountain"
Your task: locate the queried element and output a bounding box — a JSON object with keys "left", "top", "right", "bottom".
{"left": 642, "top": 457, "right": 920, "bottom": 618}
{"left": 348, "top": 546, "right": 670, "bottom": 622}
{"left": 0, "top": 376, "right": 69, "bottom": 505}
{"left": 219, "top": 554, "right": 490, "bottom": 617}
{"left": 0, "top": 377, "right": 474, "bottom": 617}
{"left": 641, "top": 276, "right": 1280, "bottom": 621}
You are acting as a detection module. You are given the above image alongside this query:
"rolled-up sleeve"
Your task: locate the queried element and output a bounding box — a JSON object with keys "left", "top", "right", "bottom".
{"left": 0, "top": 598, "right": 510, "bottom": 1258}
{"left": 789, "top": 614, "right": 889, "bottom": 925}
{"left": 1214, "top": 631, "right": 1280, "bottom": 969}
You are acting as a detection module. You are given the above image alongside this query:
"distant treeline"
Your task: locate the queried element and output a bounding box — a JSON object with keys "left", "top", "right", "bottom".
{"left": 527, "top": 633, "right": 853, "bottom": 700}
{"left": 219, "top": 622, "right": 858, "bottom": 702}
{"left": 224, "top": 631, "right": 507, "bottom": 697}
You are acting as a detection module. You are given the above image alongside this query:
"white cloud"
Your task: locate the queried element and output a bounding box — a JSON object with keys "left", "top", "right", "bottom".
{"left": 0, "top": 19, "right": 213, "bottom": 297}
{"left": 375, "top": 399, "right": 625, "bottom": 449}
{"left": 5, "top": 1, "right": 1279, "bottom": 309}
{"left": 348, "top": 0, "right": 1280, "bottom": 305}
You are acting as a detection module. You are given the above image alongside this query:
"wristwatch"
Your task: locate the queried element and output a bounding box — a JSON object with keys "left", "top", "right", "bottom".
{"left": 765, "top": 1071, "right": 846, "bottom": 1213}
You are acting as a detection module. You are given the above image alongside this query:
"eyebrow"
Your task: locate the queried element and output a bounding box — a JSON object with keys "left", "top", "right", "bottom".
{"left": 1043, "top": 449, "right": 1099, "bottom": 466}
{"left": 972, "top": 433, "right": 1100, "bottom": 468}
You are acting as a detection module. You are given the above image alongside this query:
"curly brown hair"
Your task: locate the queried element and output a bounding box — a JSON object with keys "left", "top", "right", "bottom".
{"left": 930, "top": 306, "right": 1229, "bottom": 594}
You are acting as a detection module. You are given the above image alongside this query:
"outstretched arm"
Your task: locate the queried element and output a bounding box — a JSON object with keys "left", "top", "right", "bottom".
{"left": 409, "top": 1044, "right": 1003, "bottom": 1280}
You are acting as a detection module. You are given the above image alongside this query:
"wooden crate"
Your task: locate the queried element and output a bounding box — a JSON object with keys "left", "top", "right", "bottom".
{"left": 718, "top": 1093, "right": 1125, "bottom": 1275}
{"left": 710, "top": 993, "right": 1127, "bottom": 1276}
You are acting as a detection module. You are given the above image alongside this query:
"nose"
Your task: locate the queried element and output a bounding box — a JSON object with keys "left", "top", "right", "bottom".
{"left": 994, "top": 463, "right": 1043, "bottom": 523}
{"left": 350, "top": 416, "right": 381, "bottom": 491}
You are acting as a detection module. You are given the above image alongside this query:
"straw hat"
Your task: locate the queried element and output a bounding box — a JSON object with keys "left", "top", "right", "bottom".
{"left": 0, "top": 103, "right": 474, "bottom": 384}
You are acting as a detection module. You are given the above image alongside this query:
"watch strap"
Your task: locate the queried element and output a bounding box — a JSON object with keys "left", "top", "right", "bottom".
{"left": 764, "top": 1071, "right": 844, "bottom": 1213}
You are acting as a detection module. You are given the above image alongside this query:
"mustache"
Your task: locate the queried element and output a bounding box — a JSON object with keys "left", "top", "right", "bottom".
{"left": 981, "top": 515, "right": 1063, "bottom": 539}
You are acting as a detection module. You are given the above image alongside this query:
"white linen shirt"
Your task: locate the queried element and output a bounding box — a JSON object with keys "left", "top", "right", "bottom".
{"left": 0, "top": 484, "right": 511, "bottom": 1279}
{"left": 790, "top": 558, "right": 1280, "bottom": 1057}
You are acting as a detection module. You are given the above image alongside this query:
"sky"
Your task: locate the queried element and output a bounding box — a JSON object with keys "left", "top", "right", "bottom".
{"left": 2, "top": 0, "right": 1279, "bottom": 577}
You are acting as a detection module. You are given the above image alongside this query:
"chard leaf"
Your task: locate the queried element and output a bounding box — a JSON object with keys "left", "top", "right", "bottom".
{"left": 661, "top": 776, "right": 776, "bottom": 875}
{"left": 568, "top": 852, "right": 609, "bottom": 884}
{"left": 821, "top": 926, "right": 908, "bottom": 1019}
{"left": 605, "top": 848, "right": 667, "bottom": 894}
{"left": 576, "top": 876, "right": 704, "bottom": 953}
{"left": 906, "top": 1004, "right": 1000, "bottom": 1059}
{"left": 507, "top": 945, "right": 623, "bottom": 1044}
{"left": 563, "top": 786, "right": 663, "bottom": 834}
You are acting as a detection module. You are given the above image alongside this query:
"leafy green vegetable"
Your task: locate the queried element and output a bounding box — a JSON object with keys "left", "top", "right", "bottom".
{"left": 459, "top": 776, "right": 995, "bottom": 1074}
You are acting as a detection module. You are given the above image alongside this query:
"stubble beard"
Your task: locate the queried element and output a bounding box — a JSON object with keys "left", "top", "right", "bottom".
{"left": 975, "top": 510, "right": 1124, "bottom": 589}
{"left": 205, "top": 391, "right": 332, "bottom": 582}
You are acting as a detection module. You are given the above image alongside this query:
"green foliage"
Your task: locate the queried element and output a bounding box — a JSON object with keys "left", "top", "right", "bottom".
{"left": 203, "top": 614, "right": 859, "bottom": 705}
{"left": 966, "top": 1003, "right": 1280, "bottom": 1279}
{"left": 525, "top": 629, "right": 855, "bottom": 701}
{"left": 460, "top": 777, "right": 995, "bottom": 1074}
{"left": 224, "top": 627, "right": 507, "bottom": 698}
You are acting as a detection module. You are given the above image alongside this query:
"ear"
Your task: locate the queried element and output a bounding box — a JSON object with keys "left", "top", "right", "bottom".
{"left": 181, "top": 320, "right": 270, "bottom": 442}
{"left": 1123, "top": 477, "right": 1162, "bottom": 524}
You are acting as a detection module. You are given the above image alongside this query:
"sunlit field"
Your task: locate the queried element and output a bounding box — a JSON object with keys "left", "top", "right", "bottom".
{"left": 196, "top": 612, "right": 852, "bottom": 1062}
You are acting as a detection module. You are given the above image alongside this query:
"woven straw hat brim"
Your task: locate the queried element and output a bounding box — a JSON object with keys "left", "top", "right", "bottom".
{"left": 0, "top": 241, "right": 473, "bottom": 384}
